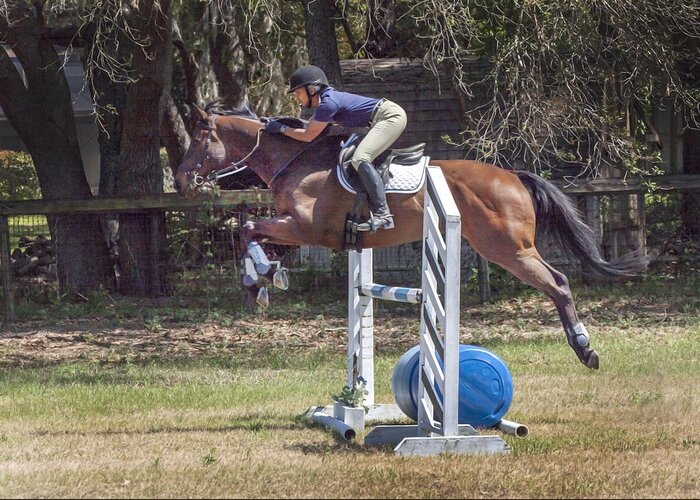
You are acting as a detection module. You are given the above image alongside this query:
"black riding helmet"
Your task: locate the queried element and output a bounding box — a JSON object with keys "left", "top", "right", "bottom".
{"left": 287, "top": 65, "right": 329, "bottom": 108}
{"left": 287, "top": 65, "right": 329, "bottom": 93}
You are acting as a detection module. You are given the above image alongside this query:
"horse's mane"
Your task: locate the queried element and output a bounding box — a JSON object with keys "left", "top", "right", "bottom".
{"left": 203, "top": 99, "right": 311, "bottom": 130}
{"left": 204, "top": 100, "right": 259, "bottom": 119}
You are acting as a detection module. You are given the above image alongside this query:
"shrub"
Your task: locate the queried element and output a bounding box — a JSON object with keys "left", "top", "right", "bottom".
{"left": 0, "top": 150, "right": 41, "bottom": 200}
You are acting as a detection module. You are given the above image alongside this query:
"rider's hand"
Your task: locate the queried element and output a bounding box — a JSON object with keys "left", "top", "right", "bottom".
{"left": 265, "top": 119, "right": 287, "bottom": 134}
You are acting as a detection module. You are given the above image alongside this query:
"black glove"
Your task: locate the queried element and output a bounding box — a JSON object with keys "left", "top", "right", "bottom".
{"left": 265, "top": 119, "right": 287, "bottom": 134}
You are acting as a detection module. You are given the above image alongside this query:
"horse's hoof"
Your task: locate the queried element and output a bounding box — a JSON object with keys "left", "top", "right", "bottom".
{"left": 584, "top": 350, "right": 599, "bottom": 370}
{"left": 273, "top": 268, "right": 289, "bottom": 290}
{"left": 571, "top": 346, "right": 599, "bottom": 370}
{"left": 567, "top": 324, "right": 598, "bottom": 370}
{"left": 256, "top": 287, "right": 269, "bottom": 308}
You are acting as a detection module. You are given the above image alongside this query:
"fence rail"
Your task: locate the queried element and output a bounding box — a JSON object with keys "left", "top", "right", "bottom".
{"left": 0, "top": 175, "right": 700, "bottom": 217}
{"left": 0, "top": 190, "right": 273, "bottom": 216}
{"left": 551, "top": 174, "right": 700, "bottom": 194}
{"left": 2, "top": 175, "right": 698, "bottom": 217}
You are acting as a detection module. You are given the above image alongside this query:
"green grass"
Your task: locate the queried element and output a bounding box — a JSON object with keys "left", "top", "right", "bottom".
{"left": 1, "top": 356, "right": 334, "bottom": 417}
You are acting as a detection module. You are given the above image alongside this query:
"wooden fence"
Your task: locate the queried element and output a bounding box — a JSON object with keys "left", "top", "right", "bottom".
{"left": 0, "top": 190, "right": 273, "bottom": 324}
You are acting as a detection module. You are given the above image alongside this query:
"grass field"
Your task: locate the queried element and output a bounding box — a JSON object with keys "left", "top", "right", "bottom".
{"left": 0, "top": 272, "right": 698, "bottom": 498}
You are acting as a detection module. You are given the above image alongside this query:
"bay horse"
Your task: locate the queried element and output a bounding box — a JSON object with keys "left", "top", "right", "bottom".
{"left": 174, "top": 103, "right": 648, "bottom": 370}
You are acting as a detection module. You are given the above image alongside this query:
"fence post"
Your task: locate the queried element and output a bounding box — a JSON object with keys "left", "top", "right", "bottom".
{"left": 0, "top": 215, "right": 15, "bottom": 324}
{"left": 477, "top": 255, "right": 491, "bottom": 303}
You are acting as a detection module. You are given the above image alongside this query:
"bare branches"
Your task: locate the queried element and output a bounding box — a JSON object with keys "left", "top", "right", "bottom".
{"left": 83, "top": 1, "right": 140, "bottom": 85}
{"left": 168, "top": 1, "right": 304, "bottom": 114}
{"left": 404, "top": 0, "right": 700, "bottom": 176}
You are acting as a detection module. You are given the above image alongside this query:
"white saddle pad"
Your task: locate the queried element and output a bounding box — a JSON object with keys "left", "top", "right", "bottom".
{"left": 337, "top": 156, "right": 430, "bottom": 195}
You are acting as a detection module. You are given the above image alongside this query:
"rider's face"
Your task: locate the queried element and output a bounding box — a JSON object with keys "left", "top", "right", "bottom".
{"left": 293, "top": 86, "right": 319, "bottom": 107}
{"left": 293, "top": 87, "right": 308, "bottom": 106}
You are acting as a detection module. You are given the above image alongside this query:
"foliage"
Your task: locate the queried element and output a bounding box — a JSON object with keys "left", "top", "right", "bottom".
{"left": 8, "top": 0, "right": 700, "bottom": 180}
{"left": 167, "top": 1, "right": 307, "bottom": 117}
{"left": 0, "top": 151, "right": 40, "bottom": 201}
{"left": 334, "top": 1, "right": 700, "bottom": 177}
{"left": 331, "top": 381, "right": 369, "bottom": 409}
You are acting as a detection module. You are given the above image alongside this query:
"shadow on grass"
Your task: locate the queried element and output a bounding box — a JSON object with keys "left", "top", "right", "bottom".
{"left": 32, "top": 412, "right": 309, "bottom": 437}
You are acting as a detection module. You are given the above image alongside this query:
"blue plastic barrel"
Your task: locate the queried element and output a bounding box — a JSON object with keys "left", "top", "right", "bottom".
{"left": 391, "top": 344, "right": 513, "bottom": 428}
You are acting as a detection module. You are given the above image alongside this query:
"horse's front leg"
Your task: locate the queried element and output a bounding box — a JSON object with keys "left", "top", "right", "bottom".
{"left": 239, "top": 215, "right": 310, "bottom": 309}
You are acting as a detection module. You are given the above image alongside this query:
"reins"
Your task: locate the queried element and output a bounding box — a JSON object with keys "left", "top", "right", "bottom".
{"left": 205, "top": 128, "right": 262, "bottom": 183}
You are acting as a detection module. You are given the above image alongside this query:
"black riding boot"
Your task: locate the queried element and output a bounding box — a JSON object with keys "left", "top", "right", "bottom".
{"left": 356, "top": 161, "right": 394, "bottom": 232}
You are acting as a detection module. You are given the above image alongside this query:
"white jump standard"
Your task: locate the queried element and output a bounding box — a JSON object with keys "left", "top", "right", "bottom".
{"left": 310, "top": 166, "right": 520, "bottom": 457}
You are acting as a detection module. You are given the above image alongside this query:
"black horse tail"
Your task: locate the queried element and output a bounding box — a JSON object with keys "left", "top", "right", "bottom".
{"left": 516, "top": 170, "right": 648, "bottom": 277}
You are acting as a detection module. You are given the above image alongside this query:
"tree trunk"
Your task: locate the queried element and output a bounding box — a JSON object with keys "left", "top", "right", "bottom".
{"left": 113, "top": 0, "right": 173, "bottom": 296}
{"left": 84, "top": 20, "right": 130, "bottom": 284}
{"left": 161, "top": 93, "right": 190, "bottom": 171}
{"left": 211, "top": 31, "right": 249, "bottom": 107}
{"left": 681, "top": 126, "right": 700, "bottom": 239}
{"left": 302, "top": 0, "right": 342, "bottom": 88}
{"left": 0, "top": 2, "right": 113, "bottom": 295}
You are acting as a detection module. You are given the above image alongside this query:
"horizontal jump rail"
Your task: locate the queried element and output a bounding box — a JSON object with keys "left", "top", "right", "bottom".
{"left": 359, "top": 283, "right": 422, "bottom": 304}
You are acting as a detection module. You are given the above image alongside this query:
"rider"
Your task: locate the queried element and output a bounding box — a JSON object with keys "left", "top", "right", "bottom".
{"left": 264, "top": 65, "right": 407, "bottom": 232}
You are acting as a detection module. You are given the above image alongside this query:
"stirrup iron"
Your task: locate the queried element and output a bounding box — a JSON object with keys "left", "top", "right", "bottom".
{"left": 356, "top": 212, "right": 394, "bottom": 233}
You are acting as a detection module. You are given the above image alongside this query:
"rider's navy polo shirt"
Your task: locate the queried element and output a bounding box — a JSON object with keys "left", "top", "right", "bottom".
{"left": 313, "top": 87, "right": 382, "bottom": 128}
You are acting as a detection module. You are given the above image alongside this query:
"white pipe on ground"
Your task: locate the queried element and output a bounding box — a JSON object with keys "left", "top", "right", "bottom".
{"left": 311, "top": 412, "right": 357, "bottom": 441}
{"left": 496, "top": 419, "right": 529, "bottom": 438}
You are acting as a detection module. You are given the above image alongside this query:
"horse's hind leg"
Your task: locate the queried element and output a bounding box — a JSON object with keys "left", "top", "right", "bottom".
{"left": 500, "top": 249, "right": 599, "bottom": 369}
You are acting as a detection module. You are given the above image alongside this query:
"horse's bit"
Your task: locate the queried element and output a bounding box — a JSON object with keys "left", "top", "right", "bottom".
{"left": 187, "top": 114, "right": 262, "bottom": 186}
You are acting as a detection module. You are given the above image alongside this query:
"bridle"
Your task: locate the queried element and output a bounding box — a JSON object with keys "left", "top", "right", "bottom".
{"left": 185, "top": 113, "right": 263, "bottom": 187}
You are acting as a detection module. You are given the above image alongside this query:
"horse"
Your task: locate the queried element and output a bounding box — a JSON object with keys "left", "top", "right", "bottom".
{"left": 174, "top": 102, "right": 648, "bottom": 370}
